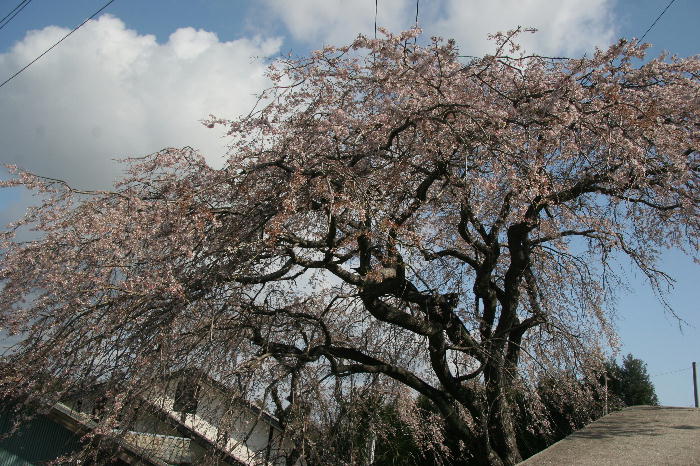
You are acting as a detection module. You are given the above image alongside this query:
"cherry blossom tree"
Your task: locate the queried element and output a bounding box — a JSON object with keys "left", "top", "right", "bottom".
{"left": 1, "top": 29, "right": 698, "bottom": 465}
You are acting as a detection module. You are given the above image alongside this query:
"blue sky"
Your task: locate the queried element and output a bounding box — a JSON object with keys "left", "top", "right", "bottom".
{"left": 0, "top": 0, "right": 698, "bottom": 406}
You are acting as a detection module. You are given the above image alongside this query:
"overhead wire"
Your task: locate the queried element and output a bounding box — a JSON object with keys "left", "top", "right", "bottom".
{"left": 0, "top": 0, "right": 27, "bottom": 25}
{"left": 414, "top": 0, "right": 419, "bottom": 44}
{"left": 374, "top": 0, "right": 377, "bottom": 39}
{"left": 639, "top": 0, "right": 677, "bottom": 42}
{"left": 0, "top": 0, "right": 32, "bottom": 32}
{"left": 0, "top": 0, "right": 117, "bottom": 90}
{"left": 650, "top": 367, "right": 691, "bottom": 378}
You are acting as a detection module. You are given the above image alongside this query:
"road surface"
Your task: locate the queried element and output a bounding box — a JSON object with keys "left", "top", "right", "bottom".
{"left": 519, "top": 406, "right": 700, "bottom": 465}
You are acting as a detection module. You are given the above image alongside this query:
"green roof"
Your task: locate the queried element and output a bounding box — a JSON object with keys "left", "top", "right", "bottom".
{"left": 0, "top": 409, "right": 82, "bottom": 465}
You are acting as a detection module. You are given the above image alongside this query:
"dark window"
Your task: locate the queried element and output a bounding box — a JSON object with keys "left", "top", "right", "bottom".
{"left": 173, "top": 379, "right": 199, "bottom": 414}
{"left": 92, "top": 396, "right": 106, "bottom": 419}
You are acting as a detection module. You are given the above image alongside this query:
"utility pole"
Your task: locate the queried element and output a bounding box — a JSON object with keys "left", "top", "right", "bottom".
{"left": 693, "top": 362, "right": 698, "bottom": 408}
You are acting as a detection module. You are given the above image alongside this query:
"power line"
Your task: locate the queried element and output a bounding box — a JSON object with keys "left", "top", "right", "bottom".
{"left": 0, "top": 0, "right": 117, "bottom": 90}
{"left": 0, "top": 0, "right": 31, "bottom": 31}
{"left": 640, "top": 0, "right": 677, "bottom": 42}
{"left": 0, "top": 0, "right": 29, "bottom": 26}
{"left": 650, "top": 367, "right": 690, "bottom": 378}
{"left": 414, "top": 0, "right": 419, "bottom": 44}
{"left": 374, "top": 0, "right": 377, "bottom": 39}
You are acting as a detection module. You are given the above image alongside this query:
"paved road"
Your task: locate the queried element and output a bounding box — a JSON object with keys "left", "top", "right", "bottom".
{"left": 519, "top": 406, "right": 700, "bottom": 465}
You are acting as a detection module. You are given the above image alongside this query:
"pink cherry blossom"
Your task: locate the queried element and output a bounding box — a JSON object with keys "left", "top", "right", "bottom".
{"left": 1, "top": 29, "right": 698, "bottom": 465}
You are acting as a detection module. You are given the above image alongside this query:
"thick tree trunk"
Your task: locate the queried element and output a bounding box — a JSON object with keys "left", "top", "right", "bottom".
{"left": 489, "top": 400, "right": 522, "bottom": 465}
{"left": 443, "top": 425, "right": 510, "bottom": 466}
{"left": 481, "top": 382, "right": 522, "bottom": 466}
{"left": 439, "top": 396, "right": 521, "bottom": 466}
{"left": 475, "top": 352, "right": 523, "bottom": 466}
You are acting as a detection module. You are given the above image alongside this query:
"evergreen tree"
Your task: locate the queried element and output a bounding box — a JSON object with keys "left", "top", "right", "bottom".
{"left": 607, "top": 354, "right": 659, "bottom": 406}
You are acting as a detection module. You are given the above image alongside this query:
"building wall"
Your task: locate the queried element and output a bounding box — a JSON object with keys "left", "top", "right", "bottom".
{"left": 151, "top": 378, "right": 295, "bottom": 465}
{"left": 7, "top": 376, "right": 297, "bottom": 465}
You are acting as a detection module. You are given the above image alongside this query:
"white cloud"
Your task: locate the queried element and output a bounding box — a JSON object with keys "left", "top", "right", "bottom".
{"left": 261, "top": 0, "right": 414, "bottom": 46}
{"left": 432, "top": 0, "right": 617, "bottom": 56}
{"left": 0, "top": 15, "right": 281, "bottom": 189}
{"left": 262, "top": 0, "right": 616, "bottom": 57}
{"left": 0, "top": 4, "right": 617, "bottom": 229}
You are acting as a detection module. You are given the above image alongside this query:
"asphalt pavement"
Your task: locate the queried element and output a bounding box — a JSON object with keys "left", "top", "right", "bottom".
{"left": 519, "top": 406, "right": 700, "bottom": 465}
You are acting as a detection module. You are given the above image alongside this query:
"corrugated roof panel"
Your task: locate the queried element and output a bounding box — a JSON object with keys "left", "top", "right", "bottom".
{"left": 0, "top": 410, "right": 82, "bottom": 465}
